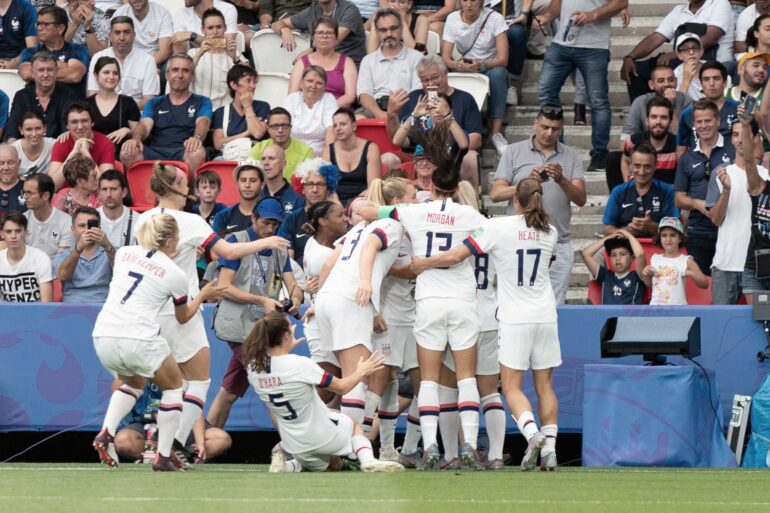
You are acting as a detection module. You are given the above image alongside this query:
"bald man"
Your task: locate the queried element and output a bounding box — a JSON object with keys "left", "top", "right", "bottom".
{"left": 259, "top": 144, "right": 305, "bottom": 215}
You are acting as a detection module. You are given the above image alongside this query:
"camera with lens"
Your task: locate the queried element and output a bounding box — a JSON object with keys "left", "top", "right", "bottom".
{"left": 281, "top": 298, "right": 300, "bottom": 319}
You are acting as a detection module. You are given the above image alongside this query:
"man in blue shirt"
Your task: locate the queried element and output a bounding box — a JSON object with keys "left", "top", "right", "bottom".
{"left": 603, "top": 142, "right": 680, "bottom": 239}
{"left": 0, "top": 0, "right": 38, "bottom": 69}
{"left": 259, "top": 143, "right": 305, "bottom": 215}
{"left": 212, "top": 161, "right": 264, "bottom": 237}
{"left": 120, "top": 53, "right": 211, "bottom": 174}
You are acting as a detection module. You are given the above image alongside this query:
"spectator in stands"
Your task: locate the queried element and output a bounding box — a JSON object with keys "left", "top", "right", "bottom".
{"left": 22, "top": 174, "right": 74, "bottom": 260}
{"left": 323, "top": 108, "right": 381, "bottom": 205}
{"left": 189, "top": 8, "right": 247, "bottom": 111}
{"left": 120, "top": 54, "right": 212, "bottom": 174}
{"left": 259, "top": 143, "right": 306, "bottom": 214}
{"left": 743, "top": 108, "right": 770, "bottom": 302}
{"left": 257, "top": 0, "right": 312, "bottom": 29}
{"left": 0, "top": 211, "right": 53, "bottom": 302}
{"left": 537, "top": 0, "right": 624, "bottom": 172}
{"left": 0, "top": 144, "right": 25, "bottom": 214}
{"left": 273, "top": 0, "right": 367, "bottom": 66}
{"left": 735, "top": 1, "right": 770, "bottom": 54}
{"left": 225, "top": 0, "right": 259, "bottom": 28}
{"left": 502, "top": 0, "right": 541, "bottom": 107}
{"left": 367, "top": 0, "right": 420, "bottom": 53}
{"left": 54, "top": 155, "right": 101, "bottom": 214}
{"left": 7, "top": 51, "right": 78, "bottom": 142}
{"left": 413, "top": 0, "right": 455, "bottom": 45}
{"left": 441, "top": 0, "right": 509, "bottom": 155}
{"left": 11, "top": 112, "right": 55, "bottom": 179}
{"left": 63, "top": 0, "right": 109, "bottom": 55}
{"left": 673, "top": 33, "right": 705, "bottom": 102}
{"left": 411, "top": 144, "right": 435, "bottom": 201}
{"left": 357, "top": 8, "right": 422, "bottom": 119}
{"left": 620, "top": 0, "right": 735, "bottom": 102}
{"left": 53, "top": 206, "right": 113, "bottom": 302}
{"left": 603, "top": 143, "right": 680, "bottom": 238}
{"left": 490, "top": 105, "right": 586, "bottom": 304}
{"left": 87, "top": 17, "right": 159, "bottom": 110}
{"left": 726, "top": 52, "right": 770, "bottom": 102}
{"left": 283, "top": 65, "right": 337, "bottom": 155}
{"left": 19, "top": 7, "right": 89, "bottom": 97}
{"left": 387, "top": 55, "right": 483, "bottom": 188}
{"left": 580, "top": 230, "right": 647, "bottom": 304}
{"left": 675, "top": 99, "right": 733, "bottom": 275}
{"left": 212, "top": 161, "right": 265, "bottom": 236}
{"left": 250, "top": 107, "right": 314, "bottom": 180}
{"left": 84, "top": 57, "right": 141, "bottom": 160}
{"left": 0, "top": 0, "right": 38, "bottom": 70}
{"left": 289, "top": 16, "right": 357, "bottom": 109}
{"left": 172, "top": 0, "right": 240, "bottom": 57}
{"left": 621, "top": 65, "right": 691, "bottom": 144}
{"left": 96, "top": 169, "right": 136, "bottom": 249}
{"left": 49, "top": 101, "right": 115, "bottom": 191}
{"left": 0, "top": 90, "right": 7, "bottom": 141}
{"left": 192, "top": 170, "right": 227, "bottom": 225}
{"left": 212, "top": 65, "right": 270, "bottom": 161}
{"left": 111, "top": 0, "right": 173, "bottom": 67}
{"left": 677, "top": 61, "right": 739, "bottom": 155}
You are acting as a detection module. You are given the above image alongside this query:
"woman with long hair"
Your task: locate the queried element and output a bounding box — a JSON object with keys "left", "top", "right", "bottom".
{"left": 92, "top": 214, "right": 226, "bottom": 471}
{"left": 243, "top": 312, "right": 404, "bottom": 473}
{"left": 11, "top": 111, "right": 56, "bottom": 179}
{"left": 411, "top": 177, "right": 561, "bottom": 471}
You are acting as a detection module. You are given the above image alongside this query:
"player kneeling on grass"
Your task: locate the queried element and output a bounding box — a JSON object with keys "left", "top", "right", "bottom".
{"left": 92, "top": 214, "right": 227, "bottom": 471}
{"left": 579, "top": 230, "right": 647, "bottom": 304}
{"left": 244, "top": 312, "right": 405, "bottom": 473}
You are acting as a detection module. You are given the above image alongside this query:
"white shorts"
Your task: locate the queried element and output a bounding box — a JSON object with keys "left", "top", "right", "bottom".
{"left": 498, "top": 322, "right": 562, "bottom": 371}
{"left": 372, "top": 324, "right": 418, "bottom": 371}
{"left": 292, "top": 411, "right": 354, "bottom": 471}
{"left": 443, "top": 330, "right": 500, "bottom": 376}
{"left": 93, "top": 335, "right": 170, "bottom": 378}
{"left": 414, "top": 297, "right": 480, "bottom": 352}
{"left": 157, "top": 311, "right": 209, "bottom": 364}
{"left": 307, "top": 337, "right": 340, "bottom": 367}
{"left": 316, "top": 294, "right": 373, "bottom": 353}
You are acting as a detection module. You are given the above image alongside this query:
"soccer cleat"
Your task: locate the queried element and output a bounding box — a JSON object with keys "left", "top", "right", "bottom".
{"left": 152, "top": 453, "right": 182, "bottom": 472}
{"left": 93, "top": 428, "right": 119, "bottom": 468}
{"left": 172, "top": 439, "right": 193, "bottom": 470}
{"left": 460, "top": 443, "right": 485, "bottom": 471}
{"left": 379, "top": 446, "right": 400, "bottom": 462}
{"left": 398, "top": 449, "right": 422, "bottom": 469}
{"left": 415, "top": 443, "right": 440, "bottom": 471}
{"left": 436, "top": 457, "right": 462, "bottom": 471}
{"left": 521, "top": 432, "right": 546, "bottom": 471}
{"left": 540, "top": 452, "right": 557, "bottom": 471}
{"left": 485, "top": 458, "right": 505, "bottom": 471}
{"left": 362, "top": 459, "right": 405, "bottom": 473}
{"left": 269, "top": 447, "right": 286, "bottom": 473}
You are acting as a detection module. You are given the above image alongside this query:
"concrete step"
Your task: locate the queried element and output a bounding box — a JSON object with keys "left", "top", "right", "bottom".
{"left": 626, "top": 0, "right": 683, "bottom": 17}
{"left": 505, "top": 124, "right": 624, "bottom": 148}
{"left": 520, "top": 81, "right": 630, "bottom": 107}
{"left": 566, "top": 287, "right": 589, "bottom": 304}
{"left": 504, "top": 104, "right": 627, "bottom": 126}
{"left": 570, "top": 262, "right": 592, "bottom": 287}
{"left": 611, "top": 17, "right": 665, "bottom": 37}
{"left": 570, "top": 215, "right": 605, "bottom": 239}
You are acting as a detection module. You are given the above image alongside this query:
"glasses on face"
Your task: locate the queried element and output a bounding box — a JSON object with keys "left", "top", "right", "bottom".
{"left": 678, "top": 45, "right": 700, "bottom": 54}
{"left": 314, "top": 31, "right": 335, "bottom": 38}
{"left": 420, "top": 75, "right": 441, "bottom": 85}
{"left": 376, "top": 25, "right": 400, "bottom": 34}
{"left": 268, "top": 123, "right": 291, "bottom": 130}
{"left": 37, "top": 21, "right": 60, "bottom": 28}
{"left": 22, "top": 190, "right": 38, "bottom": 197}
{"left": 304, "top": 181, "right": 327, "bottom": 189}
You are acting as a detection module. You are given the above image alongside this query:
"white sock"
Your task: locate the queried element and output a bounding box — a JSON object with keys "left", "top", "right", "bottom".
{"left": 362, "top": 390, "right": 381, "bottom": 433}
{"left": 102, "top": 384, "right": 143, "bottom": 436}
{"left": 515, "top": 411, "right": 539, "bottom": 441}
{"left": 541, "top": 424, "right": 558, "bottom": 456}
{"left": 402, "top": 400, "right": 422, "bottom": 454}
{"left": 341, "top": 382, "right": 367, "bottom": 425}
{"left": 284, "top": 459, "right": 302, "bottom": 472}
{"left": 457, "top": 378, "right": 480, "bottom": 449}
{"left": 481, "top": 393, "right": 506, "bottom": 460}
{"left": 157, "top": 387, "right": 184, "bottom": 457}
{"left": 438, "top": 384, "right": 459, "bottom": 459}
{"left": 378, "top": 380, "right": 399, "bottom": 450}
{"left": 417, "top": 381, "right": 439, "bottom": 449}
{"left": 351, "top": 434, "right": 375, "bottom": 466}
{"left": 175, "top": 379, "right": 210, "bottom": 445}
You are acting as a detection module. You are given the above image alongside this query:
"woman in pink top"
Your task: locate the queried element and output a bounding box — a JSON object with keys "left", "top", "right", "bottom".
{"left": 289, "top": 16, "right": 357, "bottom": 109}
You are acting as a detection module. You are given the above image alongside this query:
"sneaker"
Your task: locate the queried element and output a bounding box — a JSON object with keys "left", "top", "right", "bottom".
{"left": 506, "top": 86, "right": 519, "bottom": 106}
{"left": 152, "top": 453, "right": 182, "bottom": 472}
{"left": 269, "top": 447, "right": 286, "bottom": 473}
{"left": 362, "top": 459, "right": 405, "bottom": 472}
{"left": 416, "top": 443, "right": 440, "bottom": 471}
{"left": 398, "top": 449, "right": 422, "bottom": 469}
{"left": 436, "top": 457, "right": 462, "bottom": 471}
{"left": 485, "top": 458, "right": 505, "bottom": 471}
{"left": 172, "top": 439, "right": 193, "bottom": 470}
{"left": 521, "top": 432, "right": 546, "bottom": 471}
{"left": 93, "top": 428, "right": 119, "bottom": 468}
{"left": 460, "top": 443, "right": 485, "bottom": 471}
{"left": 540, "top": 451, "right": 557, "bottom": 471}
{"left": 491, "top": 133, "right": 508, "bottom": 156}
{"left": 587, "top": 153, "right": 608, "bottom": 172}
{"left": 379, "top": 446, "right": 400, "bottom": 462}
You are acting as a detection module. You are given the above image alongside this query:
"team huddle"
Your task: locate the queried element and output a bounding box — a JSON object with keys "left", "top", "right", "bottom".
{"left": 90, "top": 146, "right": 563, "bottom": 473}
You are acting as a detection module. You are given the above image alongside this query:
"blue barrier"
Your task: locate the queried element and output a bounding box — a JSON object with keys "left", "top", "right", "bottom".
{"left": 1, "top": 304, "right": 768, "bottom": 433}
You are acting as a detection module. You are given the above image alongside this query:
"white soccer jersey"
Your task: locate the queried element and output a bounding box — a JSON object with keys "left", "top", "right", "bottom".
{"left": 92, "top": 246, "right": 189, "bottom": 341}
{"left": 383, "top": 198, "right": 486, "bottom": 301}
{"left": 249, "top": 354, "right": 338, "bottom": 454}
{"left": 319, "top": 219, "right": 403, "bottom": 312}
{"left": 135, "top": 208, "right": 220, "bottom": 315}
{"left": 379, "top": 236, "right": 415, "bottom": 326}
{"left": 302, "top": 236, "right": 334, "bottom": 341}
{"left": 474, "top": 252, "right": 498, "bottom": 332}
{"left": 465, "top": 215, "right": 558, "bottom": 325}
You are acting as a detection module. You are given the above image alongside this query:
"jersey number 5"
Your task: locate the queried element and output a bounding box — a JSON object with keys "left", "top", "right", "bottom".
{"left": 268, "top": 392, "right": 298, "bottom": 420}
{"left": 120, "top": 271, "right": 144, "bottom": 304}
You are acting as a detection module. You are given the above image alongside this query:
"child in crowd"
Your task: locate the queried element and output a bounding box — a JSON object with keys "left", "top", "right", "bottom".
{"left": 580, "top": 229, "right": 647, "bottom": 304}
{"left": 642, "top": 217, "right": 708, "bottom": 305}
{"left": 191, "top": 171, "right": 227, "bottom": 280}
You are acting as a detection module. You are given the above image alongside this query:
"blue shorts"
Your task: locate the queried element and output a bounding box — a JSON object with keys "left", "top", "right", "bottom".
{"left": 741, "top": 267, "right": 770, "bottom": 294}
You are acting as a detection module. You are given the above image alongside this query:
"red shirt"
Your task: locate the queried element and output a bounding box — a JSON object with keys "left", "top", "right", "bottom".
{"left": 51, "top": 131, "right": 115, "bottom": 166}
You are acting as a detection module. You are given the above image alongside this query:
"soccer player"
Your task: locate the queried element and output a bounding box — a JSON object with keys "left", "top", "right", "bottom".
{"left": 244, "top": 312, "right": 404, "bottom": 473}
{"left": 411, "top": 177, "right": 562, "bottom": 471}
{"left": 133, "top": 162, "right": 289, "bottom": 465}
{"left": 91, "top": 214, "right": 226, "bottom": 471}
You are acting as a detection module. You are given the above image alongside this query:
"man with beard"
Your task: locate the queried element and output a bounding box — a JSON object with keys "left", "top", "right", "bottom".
{"left": 212, "top": 162, "right": 265, "bottom": 237}
{"left": 96, "top": 169, "right": 137, "bottom": 249}
{"left": 726, "top": 52, "right": 770, "bottom": 102}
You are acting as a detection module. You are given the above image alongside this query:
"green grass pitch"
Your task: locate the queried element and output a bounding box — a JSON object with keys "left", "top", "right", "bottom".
{"left": 1, "top": 464, "right": 769, "bottom": 513}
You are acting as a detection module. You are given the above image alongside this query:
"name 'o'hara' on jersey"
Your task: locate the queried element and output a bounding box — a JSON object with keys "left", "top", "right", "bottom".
{"left": 248, "top": 354, "right": 338, "bottom": 455}
{"left": 379, "top": 198, "right": 486, "bottom": 301}
{"left": 318, "top": 218, "right": 403, "bottom": 311}
{"left": 93, "top": 246, "right": 189, "bottom": 340}
{"left": 465, "top": 215, "right": 558, "bottom": 324}
{"left": 302, "top": 236, "right": 334, "bottom": 341}
{"left": 474, "top": 252, "right": 498, "bottom": 332}
{"left": 379, "top": 236, "right": 416, "bottom": 326}
{"left": 135, "top": 208, "right": 220, "bottom": 315}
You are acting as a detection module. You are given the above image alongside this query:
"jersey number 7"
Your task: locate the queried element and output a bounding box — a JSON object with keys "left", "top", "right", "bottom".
{"left": 120, "top": 271, "right": 144, "bottom": 304}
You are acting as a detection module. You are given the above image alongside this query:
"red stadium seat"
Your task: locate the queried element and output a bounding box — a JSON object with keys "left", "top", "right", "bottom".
{"left": 399, "top": 160, "right": 415, "bottom": 180}
{"left": 587, "top": 279, "right": 602, "bottom": 305}
{"left": 356, "top": 118, "right": 400, "bottom": 154}
{"left": 52, "top": 279, "right": 63, "bottom": 303}
{"left": 686, "top": 276, "right": 712, "bottom": 305}
{"left": 112, "top": 161, "right": 124, "bottom": 173}
{"left": 195, "top": 161, "right": 240, "bottom": 206}
{"left": 126, "top": 161, "right": 189, "bottom": 212}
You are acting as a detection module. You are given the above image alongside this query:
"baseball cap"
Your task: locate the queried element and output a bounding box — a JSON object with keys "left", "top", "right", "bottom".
{"left": 254, "top": 196, "right": 284, "bottom": 222}
{"left": 675, "top": 33, "right": 701, "bottom": 51}
{"left": 658, "top": 216, "right": 684, "bottom": 235}
{"left": 604, "top": 235, "right": 633, "bottom": 255}
{"left": 738, "top": 51, "right": 770, "bottom": 68}
{"left": 233, "top": 159, "right": 265, "bottom": 182}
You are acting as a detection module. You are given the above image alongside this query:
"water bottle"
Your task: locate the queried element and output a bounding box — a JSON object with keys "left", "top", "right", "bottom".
{"left": 141, "top": 423, "right": 157, "bottom": 464}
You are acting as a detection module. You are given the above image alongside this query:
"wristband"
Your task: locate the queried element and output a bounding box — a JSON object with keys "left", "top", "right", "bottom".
{"left": 194, "top": 134, "right": 203, "bottom": 140}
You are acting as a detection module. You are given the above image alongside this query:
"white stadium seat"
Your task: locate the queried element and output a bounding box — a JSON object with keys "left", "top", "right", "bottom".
{"left": 426, "top": 31, "right": 441, "bottom": 55}
{"left": 0, "top": 70, "right": 28, "bottom": 100}
{"left": 164, "top": 0, "right": 187, "bottom": 17}
{"left": 447, "top": 72, "right": 489, "bottom": 112}
{"left": 250, "top": 29, "right": 311, "bottom": 74}
{"left": 255, "top": 72, "right": 290, "bottom": 109}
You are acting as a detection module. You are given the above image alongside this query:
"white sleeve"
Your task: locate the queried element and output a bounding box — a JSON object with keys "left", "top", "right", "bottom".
{"left": 158, "top": 7, "right": 174, "bottom": 38}
{"left": 322, "top": 94, "right": 336, "bottom": 127}
{"left": 373, "top": 220, "right": 403, "bottom": 250}
{"left": 295, "top": 356, "right": 332, "bottom": 387}
{"left": 654, "top": 9, "right": 682, "bottom": 41}
{"left": 87, "top": 57, "right": 98, "bottom": 92}
{"left": 356, "top": 56, "right": 375, "bottom": 97}
{"left": 491, "top": 13, "right": 508, "bottom": 37}
{"left": 143, "top": 55, "right": 160, "bottom": 95}
{"left": 184, "top": 214, "right": 218, "bottom": 249}
{"left": 223, "top": 3, "right": 238, "bottom": 34}
{"left": 34, "top": 250, "right": 53, "bottom": 284}
{"left": 442, "top": 13, "right": 459, "bottom": 44}
{"left": 465, "top": 220, "right": 496, "bottom": 255}
{"left": 735, "top": 9, "right": 753, "bottom": 42}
